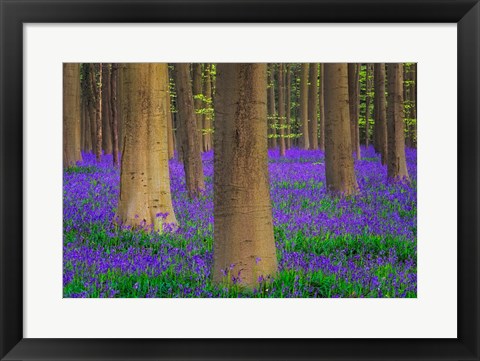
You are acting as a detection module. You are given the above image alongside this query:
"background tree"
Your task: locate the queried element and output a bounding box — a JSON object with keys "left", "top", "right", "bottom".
{"left": 202, "top": 64, "right": 213, "bottom": 152}
{"left": 324, "top": 63, "right": 358, "bottom": 196}
{"left": 192, "top": 63, "right": 204, "bottom": 148}
{"left": 117, "top": 63, "right": 178, "bottom": 231}
{"left": 318, "top": 63, "right": 326, "bottom": 152}
{"left": 348, "top": 63, "right": 361, "bottom": 160}
{"left": 63, "top": 63, "right": 83, "bottom": 167}
{"left": 308, "top": 63, "right": 319, "bottom": 150}
{"left": 102, "top": 63, "right": 113, "bottom": 155}
{"left": 166, "top": 65, "right": 175, "bottom": 160}
{"left": 267, "top": 64, "right": 277, "bottom": 149}
{"left": 173, "top": 63, "right": 206, "bottom": 198}
{"left": 374, "top": 63, "right": 388, "bottom": 165}
{"left": 285, "top": 64, "right": 292, "bottom": 150}
{"left": 364, "top": 63, "right": 373, "bottom": 148}
{"left": 110, "top": 63, "right": 119, "bottom": 167}
{"left": 277, "top": 63, "right": 286, "bottom": 156}
{"left": 299, "top": 63, "right": 310, "bottom": 149}
{"left": 213, "top": 63, "right": 278, "bottom": 288}
{"left": 387, "top": 63, "right": 410, "bottom": 181}
{"left": 90, "top": 63, "right": 103, "bottom": 163}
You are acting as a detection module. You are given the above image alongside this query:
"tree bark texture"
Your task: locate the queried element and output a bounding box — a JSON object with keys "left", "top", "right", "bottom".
{"left": 203, "top": 64, "right": 213, "bottom": 152}
{"left": 324, "top": 63, "right": 359, "bottom": 196}
{"left": 102, "top": 64, "right": 113, "bottom": 155}
{"left": 117, "top": 63, "right": 178, "bottom": 232}
{"left": 299, "top": 63, "right": 310, "bottom": 149}
{"left": 213, "top": 63, "right": 278, "bottom": 288}
{"left": 173, "top": 63, "right": 206, "bottom": 198}
{"left": 285, "top": 64, "right": 292, "bottom": 150}
{"left": 308, "top": 63, "right": 319, "bottom": 150}
{"left": 318, "top": 63, "right": 326, "bottom": 152}
{"left": 374, "top": 63, "right": 388, "bottom": 165}
{"left": 348, "top": 63, "right": 361, "bottom": 160}
{"left": 110, "top": 63, "right": 119, "bottom": 167}
{"left": 386, "top": 63, "right": 410, "bottom": 182}
{"left": 63, "top": 63, "right": 83, "bottom": 167}
{"left": 192, "top": 63, "right": 204, "bottom": 148}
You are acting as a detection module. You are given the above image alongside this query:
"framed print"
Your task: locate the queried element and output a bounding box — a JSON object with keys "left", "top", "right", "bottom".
{"left": 1, "top": 0, "right": 479, "bottom": 360}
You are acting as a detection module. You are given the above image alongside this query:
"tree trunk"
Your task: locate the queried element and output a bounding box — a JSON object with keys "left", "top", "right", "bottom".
{"left": 87, "top": 68, "right": 97, "bottom": 157}
{"left": 117, "top": 64, "right": 125, "bottom": 152}
{"left": 286, "top": 64, "right": 291, "bottom": 150}
{"left": 308, "top": 63, "right": 319, "bottom": 150}
{"left": 192, "top": 63, "right": 204, "bottom": 149}
{"left": 117, "top": 63, "right": 178, "bottom": 232}
{"left": 374, "top": 63, "right": 388, "bottom": 165}
{"left": 278, "top": 63, "right": 286, "bottom": 156}
{"left": 165, "top": 85, "right": 175, "bottom": 159}
{"left": 203, "top": 64, "right": 213, "bottom": 152}
{"left": 348, "top": 63, "right": 361, "bottom": 160}
{"left": 318, "top": 63, "right": 326, "bottom": 152}
{"left": 63, "top": 63, "right": 83, "bottom": 167}
{"left": 173, "top": 63, "right": 206, "bottom": 198}
{"left": 213, "top": 63, "right": 278, "bottom": 288}
{"left": 102, "top": 64, "right": 113, "bottom": 155}
{"left": 267, "top": 64, "right": 277, "bottom": 149}
{"left": 90, "top": 63, "right": 103, "bottom": 163}
{"left": 110, "top": 63, "right": 119, "bottom": 167}
{"left": 324, "top": 63, "right": 358, "bottom": 196}
{"left": 411, "top": 63, "right": 417, "bottom": 148}
{"left": 299, "top": 63, "right": 310, "bottom": 149}
{"left": 365, "top": 64, "right": 372, "bottom": 148}
{"left": 387, "top": 63, "right": 410, "bottom": 182}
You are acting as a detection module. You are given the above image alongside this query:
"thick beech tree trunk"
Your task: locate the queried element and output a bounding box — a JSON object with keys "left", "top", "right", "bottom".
{"left": 173, "top": 63, "right": 206, "bottom": 198}
{"left": 324, "top": 63, "right": 358, "bottom": 196}
{"left": 386, "top": 63, "right": 410, "bottom": 182}
{"left": 348, "top": 63, "right": 361, "bottom": 160}
{"left": 63, "top": 63, "right": 83, "bottom": 167}
{"left": 374, "top": 63, "right": 388, "bottom": 165}
{"left": 299, "top": 63, "right": 310, "bottom": 149}
{"left": 110, "top": 63, "right": 119, "bottom": 167}
{"left": 318, "top": 63, "right": 326, "bottom": 152}
{"left": 117, "top": 63, "right": 178, "bottom": 232}
{"left": 278, "top": 63, "right": 286, "bottom": 156}
{"left": 213, "top": 63, "right": 278, "bottom": 288}
{"left": 308, "top": 63, "right": 319, "bottom": 150}
{"left": 267, "top": 64, "right": 277, "bottom": 149}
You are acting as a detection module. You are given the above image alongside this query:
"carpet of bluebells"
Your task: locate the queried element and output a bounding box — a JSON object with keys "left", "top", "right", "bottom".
{"left": 63, "top": 146, "right": 417, "bottom": 298}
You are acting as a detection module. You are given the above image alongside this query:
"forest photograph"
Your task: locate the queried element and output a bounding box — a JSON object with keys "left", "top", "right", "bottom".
{"left": 63, "top": 62, "right": 417, "bottom": 298}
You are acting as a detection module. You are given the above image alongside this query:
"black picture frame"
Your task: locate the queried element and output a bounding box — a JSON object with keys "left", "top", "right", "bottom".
{"left": 1, "top": 1, "right": 479, "bottom": 360}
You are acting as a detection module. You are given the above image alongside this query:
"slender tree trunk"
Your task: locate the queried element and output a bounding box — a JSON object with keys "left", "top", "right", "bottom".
{"left": 348, "top": 63, "right": 361, "bottom": 160}
{"left": 365, "top": 64, "right": 372, "bottom": 148}
{"left": 308, "top": 63, "right": 319, "bottom": 150}
{"left": 87, "top": 70, "right": 97, "bottom": 156}
{"left": 387, "top": 63, "right": 410, "bottom": 182}
{"left": 324, "top": 63, "right": 358, "bottom": 196}
{"left": 117, "top": 63, "right": 178, "bottom": 232}
{"left": 192, "top": 63, "right": 204, "bottom": 149}
{"left": 286, "top": 64, "right": 291, "bottom": 150}
{"left": 110, "top": 63, "right": 119, "bottom": 167}
{"left": 374, "top": 63, "right": 388, "bottom": 165}
{"left": 63, "top": 63, "right": 83, "bottom": 167}
{"left": 173, "top": 63, "right": 206, "bottom": 198}
{"left": 278, "top": 63, "right": 286, "bottom": 156}
{"left": 203, "top": 64, "right": 213, "bottom": 152}
{"left": 213, "top": 63, "right": 278, "bottom": 289}
{"left": 318, "top": 63, "right": 326, "bottom": 152}
{"left": 117, "top": 64, "right": 125, "bottom": 152}
{"left": 165, "top": 85, "right": 175, "bottom": 159}
{"left": 267, "top": 64, "right": 277, "bottom": 149}
{"left": 299, "top": 63, "right": 310, "bottom": 149}
{"left": 89, "top": 64, "right": 103, "bottom": 162}
{"left": 102, "top": 64, "right": 113, "bottom": 155}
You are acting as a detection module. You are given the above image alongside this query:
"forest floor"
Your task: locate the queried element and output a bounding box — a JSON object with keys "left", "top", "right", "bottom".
{"left": 63, "top": 146, "right": 417, "bottom": 298}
